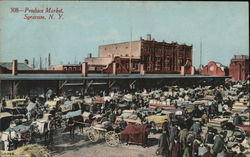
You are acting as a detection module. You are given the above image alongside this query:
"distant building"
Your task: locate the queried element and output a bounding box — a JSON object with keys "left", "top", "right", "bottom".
{"left": 229, "top": 55, "right": 249, "bottom": 81}
{"left": 85, "top": 57, "right": 113, "bottom": 73}
{"left": 86, "top": 34, "right": 193, "bottom": 74}
{"left": 50, "top": 64, "right": 81, "bottom": 71}
{"left": 0, "top": 61, "right": 33, "bottom": 74}
{"left": 200, "top": 61, "right": 229, "bottom": 76}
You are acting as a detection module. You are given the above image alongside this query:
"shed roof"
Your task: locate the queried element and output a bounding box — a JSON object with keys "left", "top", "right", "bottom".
{"left": 0, "top": 62, "right": 33, "bottom": 70}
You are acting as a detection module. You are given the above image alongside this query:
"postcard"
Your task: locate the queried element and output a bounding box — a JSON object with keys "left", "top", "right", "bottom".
{"left": 0, "top": 1, "right": 249, "bottom": 157}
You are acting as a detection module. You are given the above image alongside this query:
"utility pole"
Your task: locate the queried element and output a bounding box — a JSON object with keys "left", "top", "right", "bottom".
{"left": 199, "top": 39, "right": 202, "bottom": 69}
{"left": 45, "top": 57, "right": 47, "bottom": 70}
{"left": 129, "top": 28, "right": 132, "bottom": 73}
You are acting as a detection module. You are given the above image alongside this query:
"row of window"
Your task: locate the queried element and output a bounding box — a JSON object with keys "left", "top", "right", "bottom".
{"left": 63, "top": 67, "right": 81, "bottom": 71}
{"left": 142, "top": 46, "right": 189, "bottom": 53}
{"left": 108, "top": 54, "right": 134, "bottom": 57}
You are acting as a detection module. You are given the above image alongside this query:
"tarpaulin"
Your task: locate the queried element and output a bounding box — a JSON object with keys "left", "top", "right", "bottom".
{"left": 120, "top": 124, "right": 150, "bottom": 145}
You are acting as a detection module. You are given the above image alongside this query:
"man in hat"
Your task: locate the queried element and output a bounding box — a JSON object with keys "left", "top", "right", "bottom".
{"left": 190, "top": 121, "right": 201, "bottom": 137}
{"left": 212, "top": 132, "right": 225, "bottom": 156}
{"left": 119, "top": 117, "right": 127, "bottom": 131}
{"left": 169, "top": 121, "right": 179, "bottom": 152}
{"left": 179, "top": 126, "right": 188, "bottom": 151}
{"left": 158, "top": 128, "right": 170, "bottom": 157}
{"left": 162, "top": 119, "right": 170, "bottom": 134}
{"left": 233, "top": 113, "right": 243, "bottom": 126}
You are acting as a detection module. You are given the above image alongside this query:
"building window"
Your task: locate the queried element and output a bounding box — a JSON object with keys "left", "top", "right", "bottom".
{"left": 68, "top": 67, "right": 72, "bottom": 71}
{"left": 178, "top": 58, "right": 183, "bottom": 65}
{"left": 166, "top": 57, "right": 170, "bottom": 63}
{"left": 73, "top": 67, "right": 76, "bottom": 71}
{"left": 155, "top": 65, "right": 162, "bottom": 71}
{"left": 156, "top": 57, "right": 161, "bottom": 62}
{"left": 63, "top": 67, "right": 67, "bottom": 71}
{"left": 133, "top": 63, "right": 138, "bottom": 70}
{"left": 125, "top": 63, "right": 129, "bottom": 70}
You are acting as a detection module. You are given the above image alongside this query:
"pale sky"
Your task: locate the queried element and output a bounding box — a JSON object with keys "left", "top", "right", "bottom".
{"left": 0, "top": 1, "right": 248, "bottom": 67}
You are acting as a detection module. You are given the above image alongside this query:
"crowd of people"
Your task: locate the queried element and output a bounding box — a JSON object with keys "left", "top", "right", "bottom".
{"left": 156, "top": 80, "right": 249, "bottom": 157}
{"left": 0, "top": 79, "right": 249, "bottom": 157}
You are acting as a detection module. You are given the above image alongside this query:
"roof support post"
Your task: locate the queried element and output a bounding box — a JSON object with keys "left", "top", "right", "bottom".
{"left": 83, "top": 80, "right": 93, "bottom": 94}
{"left": 108, "top": 80, "right": 116, "bottom": 89}
{"left": 0, "top": 80, "right": 2, "bottom": 97}
{"left": 129, "top": 80, "right": 136, "bottom": 90}
{"left": 12, "top": 81, "right": 21, "bottom": 99}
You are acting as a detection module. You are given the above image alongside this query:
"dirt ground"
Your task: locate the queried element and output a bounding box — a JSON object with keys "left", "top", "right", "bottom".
{"left": 50, "top": 128, "right": 160, "bottom": 157}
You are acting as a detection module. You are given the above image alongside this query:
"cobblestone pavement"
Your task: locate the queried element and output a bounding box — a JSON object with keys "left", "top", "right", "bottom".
{"left": 50, "top": 128, "right": 160, "bottom": 157}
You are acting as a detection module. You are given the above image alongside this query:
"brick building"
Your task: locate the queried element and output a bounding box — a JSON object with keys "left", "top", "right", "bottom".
{"left": 229, "top": 55, "right": 249, "bottom": 81}
{"left": 87, "top": 34, "right": 193, "bottom": 74}
{"left": 50, "top": 64, "right": 81, "bottom": 71}
{"left": 200, "top": 61, "right": 229, "bottom": 76}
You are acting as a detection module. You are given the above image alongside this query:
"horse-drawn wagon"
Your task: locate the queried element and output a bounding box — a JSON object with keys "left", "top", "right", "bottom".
{"left": 87, "top": 122, "right": 151, "bottom": 147}
{"left": 0, "top": 112, "right": 13, "bottom": 132}
{"left": 87, "top": 121, "right": 120, "bottom": 146}
{"left": 1, "top": 124, "right": 31, "bottom": 151}
{"left": 148, "top": 99, "right": 176, "bottom": 110}
{"left": 116, "top": 110, "right": 142, "bottom": 125}
{"left": 4, "top": 99, "right": 28, "bottom": 115}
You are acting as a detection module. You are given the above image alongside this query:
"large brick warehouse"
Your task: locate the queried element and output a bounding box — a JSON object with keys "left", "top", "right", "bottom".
{"left": 86, "top": 34, "right": 193, "bottom": 74}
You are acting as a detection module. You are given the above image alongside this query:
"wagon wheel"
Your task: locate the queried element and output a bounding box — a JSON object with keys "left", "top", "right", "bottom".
{"left": 100, "top": 117, "right": 108, "bottom": 123}
{"left": 105, "top": 131, "right": 119, "bottom": 146}
{"left": 88, "top": 128, "right": 100, "bottom": 142}
{"left": 33, "top": 125, "right": 40, "bottom": 134}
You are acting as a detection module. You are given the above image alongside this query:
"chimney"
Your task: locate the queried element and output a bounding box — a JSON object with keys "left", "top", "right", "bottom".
{"left": 146, "top": 34, "right": 151, "bottom": 41}
{"left": 112, "top": 62, "right": 116, "bottom": 75}
{"left": 12, "top": 60, "right": 18, "bottom": 75}
{"left": 24, "top": 59, "right": 29, "bottom": 65}
{"left": 81, "top": 62, "right": 88, "bottom": 77}
{"left": 140, "top": 37, "right": 143, "bottom": 40}
{"left": 140, "top": 63, "right": 145, "bottom": 75}
{"left": 88, "top": 53, "right": 92, "bottom": 58}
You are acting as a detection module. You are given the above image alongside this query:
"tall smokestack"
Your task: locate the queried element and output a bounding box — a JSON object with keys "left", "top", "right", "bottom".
{"left": 88, "top": 53, "right": 92, "bottom": 58}
{"left": 32, "top": 57, "right": 35, "bottom": 69}
{"left": 39, "top": 56, "right": 42, "bottom": 70}
{"left": 48, "top": 53, "right": 51, "bottom": 68}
